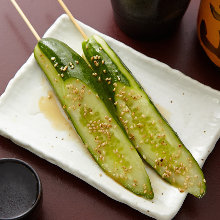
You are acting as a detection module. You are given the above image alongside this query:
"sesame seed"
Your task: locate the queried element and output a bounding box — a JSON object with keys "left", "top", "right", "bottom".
{"left": 179, "top": 188, "right": 184, "bottom": 193}
{"left": 63, "top": 65, "right": 68, "bottom": 71}
{"left": 94, "top": 61, "right": 99, "bottom": 66}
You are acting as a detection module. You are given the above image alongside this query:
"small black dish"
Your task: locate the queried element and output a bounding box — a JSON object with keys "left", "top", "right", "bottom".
{"left": 0, "top": 158, "right": 42, "bottom": 220}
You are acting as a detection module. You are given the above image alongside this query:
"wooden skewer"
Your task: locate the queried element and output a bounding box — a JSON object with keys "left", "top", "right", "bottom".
{"left": 57, "top": 0, "right": 88, "bottom": 40}
{"left": 10, "top": 0, "right": 41, "bottom": 41}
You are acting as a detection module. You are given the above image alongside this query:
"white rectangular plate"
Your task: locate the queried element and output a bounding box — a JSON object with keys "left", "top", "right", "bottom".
{"left": 0, "top": 14, "right": 220, "bottom": 220}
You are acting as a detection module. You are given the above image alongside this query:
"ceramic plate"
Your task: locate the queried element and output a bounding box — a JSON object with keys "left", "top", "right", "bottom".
{"left": 0, "top": 14, "right": 220, "bottom": 220}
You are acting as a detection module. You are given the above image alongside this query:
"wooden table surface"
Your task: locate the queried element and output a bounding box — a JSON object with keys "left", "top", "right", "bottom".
{"left": 0, "top": 0, "right": 220, "bottom": 219}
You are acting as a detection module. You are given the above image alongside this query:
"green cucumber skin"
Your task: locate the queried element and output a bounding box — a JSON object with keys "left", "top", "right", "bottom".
{"left": 38, "top": 38, "right": 120, "bottom": 124}
{"left": 82, "top": 35, "right": 206, "bottom": 198}
{"left": 34, "top": 38, "right": 153, "bottom": 199}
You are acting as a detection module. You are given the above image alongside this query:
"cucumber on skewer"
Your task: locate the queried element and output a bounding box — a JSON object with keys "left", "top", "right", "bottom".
{"left": 34, "top": 38, "right": 153, "bottom": 199}
{"left": 82, "top": 35, "right": 206, "bottom": 198}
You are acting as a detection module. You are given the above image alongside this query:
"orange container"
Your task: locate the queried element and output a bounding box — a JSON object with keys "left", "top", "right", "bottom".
{"left": 198, "top": 0, "right": 220, "bottom": 67}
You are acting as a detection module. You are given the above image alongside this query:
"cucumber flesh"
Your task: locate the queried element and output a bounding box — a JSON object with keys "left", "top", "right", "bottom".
{"left": 34, "top": 38, "right": 153, "bottom": 199}
{"left": 82, "top": 35, "right": 206, "bottom": 198}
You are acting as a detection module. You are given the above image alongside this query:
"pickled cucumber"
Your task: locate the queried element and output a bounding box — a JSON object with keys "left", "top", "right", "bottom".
{"left": 34, "top": 38, "right": 153, "bottom": 199}
{"left": 82, "top": 35, "right": 206, "bottom": 198}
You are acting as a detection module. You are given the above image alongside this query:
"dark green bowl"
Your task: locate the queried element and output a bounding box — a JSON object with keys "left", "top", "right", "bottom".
{"left": 111, "top": 0, "right": 191, "bottom": 39}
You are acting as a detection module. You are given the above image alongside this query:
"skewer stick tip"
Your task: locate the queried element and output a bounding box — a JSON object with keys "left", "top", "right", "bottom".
{"left": 10, "top": 0, "right": 41, "bottom": 41}
{"left": 57, "top": 0, "right": 88, "bottom": 40}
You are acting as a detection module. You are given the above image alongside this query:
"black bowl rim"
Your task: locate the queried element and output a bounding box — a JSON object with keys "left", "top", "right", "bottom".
{"left": 0, "top": 158, "right": 42, "bottom": 220}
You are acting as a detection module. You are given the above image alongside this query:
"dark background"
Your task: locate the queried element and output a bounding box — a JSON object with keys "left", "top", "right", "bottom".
{"left": 0, "top": 0, "right": 220, "bottom": 219}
